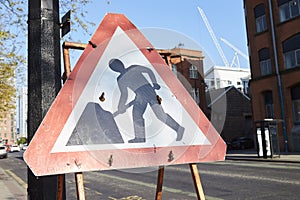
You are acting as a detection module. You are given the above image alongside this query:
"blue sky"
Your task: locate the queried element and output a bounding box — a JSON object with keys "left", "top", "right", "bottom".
{"left": 70, "top": 0, "right": 249, "bottom": 72}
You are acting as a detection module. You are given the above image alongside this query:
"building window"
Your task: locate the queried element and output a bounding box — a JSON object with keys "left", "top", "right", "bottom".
{"left": 189, "top": 65, "right": 198, "bottom": 79}
{"left": 190, "top": 88, "right": 200, "bottom": 104}
{"left": 264, "top": 91, "right": 274, "bottom": 119}
{"left": 254, "top": 4, "right": 267, "bottom": 33}
{"left": 216, "top": 78, "right": 220, "bottom": 89}
{"left": 260, "top": 59, "right": 272, "bottom": 75}
{"left": 283, "top": 34, "right": 300, "bottom": 69}
{"left": 243, "top": 80, "right": 250, "bottom": 94}
{"left": 284, "top": 49, "right": 300, "bottom": 69}
{"left": 171, "top": 64, "right": 178, "bottom": 77}
{"left": 259, "top": 48, "right": 272, "bottom": 75}
{"left": 278, "top": 0, "right": 300, "bottom": 22}
{"left": 293, "top": 99, "right": 300, "bottom": 124}
{"left": 291, "top": 85, "right": 300, "bottom": 124}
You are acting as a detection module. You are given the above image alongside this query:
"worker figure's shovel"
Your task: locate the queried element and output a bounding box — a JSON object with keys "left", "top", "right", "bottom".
{"left": 112, "top": 101, "right": 134, "bottom": 117}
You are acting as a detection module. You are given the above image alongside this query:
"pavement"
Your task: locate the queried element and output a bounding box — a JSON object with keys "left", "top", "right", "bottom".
{"left": 0, "top": 150, "right": 299, "bottom": 199}
{"left": 0, "top": 167, "right": 26, "bottom": 200}
{"left": 226, "top": 149, "right": 300, "bottom": 163}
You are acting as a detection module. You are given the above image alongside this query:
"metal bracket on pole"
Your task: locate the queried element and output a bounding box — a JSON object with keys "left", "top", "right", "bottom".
{"left": 62, "top": 41, "right": 87, "bottom": 82}
{"left": 61, "top": 10, "right": 71, "bottom": 38}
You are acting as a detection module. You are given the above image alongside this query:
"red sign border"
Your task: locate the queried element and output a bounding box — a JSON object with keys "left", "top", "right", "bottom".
{"left": 24, "top": 13, "right": 226, "bottom": 176}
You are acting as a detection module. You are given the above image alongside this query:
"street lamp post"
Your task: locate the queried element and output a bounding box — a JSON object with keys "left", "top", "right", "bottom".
{"left": 28, "top": 0, "right": 62, "bottom": 199}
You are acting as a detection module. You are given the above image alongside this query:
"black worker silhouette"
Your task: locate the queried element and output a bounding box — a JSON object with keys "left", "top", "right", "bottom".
{"left": 109, "top": 58, "right": 185, "bottom": 143}
{"left": 67, "top": 102, "right": 124, "bottom": 145}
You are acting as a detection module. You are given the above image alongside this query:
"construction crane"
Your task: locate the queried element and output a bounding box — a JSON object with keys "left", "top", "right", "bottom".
{"left": 197, "top": 7, "right": 230, "bottom": 67}
{"left": 220, "top": 37, "right": 249, "bottom": 68}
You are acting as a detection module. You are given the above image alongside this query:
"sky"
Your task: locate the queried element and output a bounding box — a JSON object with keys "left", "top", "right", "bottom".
{"left": 68, "top": 0, "right": 249, "bottom": 73}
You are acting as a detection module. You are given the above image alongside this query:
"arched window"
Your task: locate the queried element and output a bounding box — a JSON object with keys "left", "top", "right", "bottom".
{"left": 189, "top": 65, "right": 198, "bottom": 79}
{"left": 283, "top": 33, "right": 300, "bottom": 69}
{"left": 278, "top": 0, "right": 300, "bottom": 22}
{"left": 254, "top": 4, "right": 267, "bottom": 33}
{"left": 258, "top": 48, "right": 272, "bottom": 75}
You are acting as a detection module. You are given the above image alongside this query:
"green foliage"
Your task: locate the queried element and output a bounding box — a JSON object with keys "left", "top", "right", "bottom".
{"left": 0, "top": 59, "right": 16, "bottom": 114}
{"left": 17, "top": 137, "right": 27, "bottom": 145}
{"left": 0, "top": 0, "right": 27, "bottom": 117}
{"left": 0, "top": 0, "right": 94, "bottom": 117}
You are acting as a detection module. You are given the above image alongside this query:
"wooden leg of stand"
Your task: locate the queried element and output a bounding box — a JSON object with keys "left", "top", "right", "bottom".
{"left": 75, "top": 172, "right": 86, "bottom": 200}
{"left": 155, "top": 166, "right": 165, "bottom": 200}
{"left": 57, "top": 174, "right": 65, "bottom": 200}
{"left": 189, "top": 163, "right": 205, "bottom": 200}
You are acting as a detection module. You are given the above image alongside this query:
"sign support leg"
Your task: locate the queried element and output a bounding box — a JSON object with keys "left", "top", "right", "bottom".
{"left": 155, "top": 166, "right": 165, "bottom": 200}
{"left": 189, "top": 163, "right": 205, "bottom": 200}
{"left": 57, "top": 174, "right": 65, "bottom": 200}
{"left": 75, "top": 172, "right": 86, "bottom": 200}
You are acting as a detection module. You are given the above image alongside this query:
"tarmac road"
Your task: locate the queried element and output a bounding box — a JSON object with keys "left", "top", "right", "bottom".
{"left": 1, "top": 150, "right": 300, "bottom": 199}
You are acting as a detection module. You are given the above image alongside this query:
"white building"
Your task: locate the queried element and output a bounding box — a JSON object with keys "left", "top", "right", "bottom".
{"left": 17, "top": 87, "right": 28, "bottom": 138}
{"left": 205, "top": 66, "right": 251, "bottom": 94}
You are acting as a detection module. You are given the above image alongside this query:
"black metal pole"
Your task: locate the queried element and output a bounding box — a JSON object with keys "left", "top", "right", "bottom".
{"left": 28, "top": 0, "right": 62, "bottom": 199}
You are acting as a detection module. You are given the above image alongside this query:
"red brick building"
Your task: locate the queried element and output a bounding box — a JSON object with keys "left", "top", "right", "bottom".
{"left": 0, "top": 111, "right": 17, "bottom": 145}
{"left": 158, "top": 48, "right": 208, "bottom": 115}
{"left": 244, "top": 0, "right": 300, "bottom": 151}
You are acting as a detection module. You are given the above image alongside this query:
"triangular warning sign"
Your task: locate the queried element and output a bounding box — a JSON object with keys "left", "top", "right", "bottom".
{"left": 24, "top": 13, "right": 226, "bottom": 176}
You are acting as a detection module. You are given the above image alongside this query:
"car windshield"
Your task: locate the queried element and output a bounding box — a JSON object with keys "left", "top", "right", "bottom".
{"left": 0, "top": 146, "right": 5, "bottom": 150}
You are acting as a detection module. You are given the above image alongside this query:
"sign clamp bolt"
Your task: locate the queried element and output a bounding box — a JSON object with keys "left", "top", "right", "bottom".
{"left": 168, "top": 150, "right": 174, "bottom": 162}
{"left": 108, "top": 155, "right": 113, "bottom": 167}
{"left": 74, "top": 159, "right": 81, "bottom": 169}
{"left": 153, "top": 144, "right": 157, "bottom": 153}
{"left": 99, "top": 92, "right": 105, "bottom": 102}
{"left": 88, "top": 40, "right": 97, "bottom": 48}
{"left": 146, "top": 46, "right": 154, "bottom": 52}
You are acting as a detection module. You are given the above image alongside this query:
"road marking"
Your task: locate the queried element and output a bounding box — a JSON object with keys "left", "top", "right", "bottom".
{"left": 215, "top": 160, "right": 300, "bottom": 170}
{"left": 168, "top": 166, "right": 300, "bottom": 185}
{"left": 121, "top": 196, "right": 145, "bottom": 200}
{"left": 94, "top": 191, "right": 103, "bottom": 195}
{"left": 5, "top": 169, "right": 27, "bottom": 189}
{"left": 97, "top": 172, "right": 223, "bottom": 200}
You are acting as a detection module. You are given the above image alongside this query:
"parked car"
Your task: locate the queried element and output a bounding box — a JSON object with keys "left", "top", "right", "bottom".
{"left": 228, "top": 137, "right": 254, "bottom": 150}
{"left": 0, "top": 146, "right": 8, "bottom": 158}
{"left": 22, "top": 143, "right": 28, "bottom": 150}
{"left": 10, "top": 145, "right": 21, "bottom": 152}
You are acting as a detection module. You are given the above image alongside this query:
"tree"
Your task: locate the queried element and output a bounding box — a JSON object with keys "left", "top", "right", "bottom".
{"left": 0, "top": 0, "right": 95, "bottom": 118}
{"left": 0, "top": 25, "right": 22, "bottom": 117}
{"left": 0, "top": 54, "right": 17, "bottom": 117}
{"left": 17, "top": 136, "right": 27, "bottom": 145}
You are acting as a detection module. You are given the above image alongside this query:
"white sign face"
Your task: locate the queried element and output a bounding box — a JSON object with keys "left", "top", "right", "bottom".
{"left": 51, "top": 26, "right": 210, "bottom": 153}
